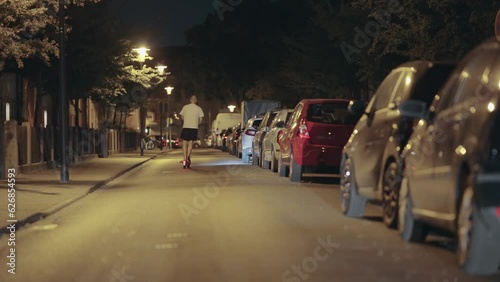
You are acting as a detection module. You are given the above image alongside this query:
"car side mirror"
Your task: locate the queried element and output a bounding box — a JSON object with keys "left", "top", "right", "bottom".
{"left": 399, "top": 100, "right": 427, "bottom": 120}
{"left": 276, "top": 121, "right": 285, "bottom": 128}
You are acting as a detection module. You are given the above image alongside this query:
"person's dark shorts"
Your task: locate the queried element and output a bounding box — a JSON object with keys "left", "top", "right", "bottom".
{"left": 180, "top": 128, "right": 198, "bottom": 141}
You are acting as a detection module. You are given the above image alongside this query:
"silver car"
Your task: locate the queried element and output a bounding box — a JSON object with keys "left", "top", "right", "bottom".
{"left": 261, "top": 109, "right": 293, "bottom": 171}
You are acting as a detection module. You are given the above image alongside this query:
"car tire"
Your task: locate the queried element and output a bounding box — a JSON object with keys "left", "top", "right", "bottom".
{"left": 382, "top": 161, "right": 400, "bottom": 229}
{"left": 278, "top": 153, "right": 288, "bottom": 177}
{"left": 340, "top": 158, "right": 366, "bottom": 217}
{"left": 261, "top": 148, "right": 270, "bottom": 169}
{"left": 457, "top": 183, "right": 500, "bottom": 275}
{"left": 289, "top": 152, "right": 302, "bottom": 182}
{"left": 398, "top": 177, "right": 428, "bottom": 243}
{"left": 251, "top": 148, "right": 258, "bottom": 165}
{"left": 270, "top": 148, "right": 278, "bottom": 172}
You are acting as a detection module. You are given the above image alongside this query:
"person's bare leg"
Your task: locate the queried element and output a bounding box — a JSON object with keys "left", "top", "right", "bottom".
{"left": 187, "top": 140, "right": 194, "bottom": 160}
{"left": 182, "top": 139, "right": 188, "bottom": 161}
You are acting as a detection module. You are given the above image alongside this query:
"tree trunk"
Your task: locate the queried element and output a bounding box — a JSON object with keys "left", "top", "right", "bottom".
{"left": 74, "top": 98, "right": 80, "bottom": 128}
{"left": 112, "top": 107, "right": 117, "bottom": 126}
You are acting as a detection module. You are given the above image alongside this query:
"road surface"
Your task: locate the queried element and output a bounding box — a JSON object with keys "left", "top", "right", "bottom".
{"left": 1, "top": 149, "right": 499, "bottom": 282}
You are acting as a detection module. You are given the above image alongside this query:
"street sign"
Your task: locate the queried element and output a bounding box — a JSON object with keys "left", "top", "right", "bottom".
{"left": 496, "top": 10, "right": 500, "bottom": 37}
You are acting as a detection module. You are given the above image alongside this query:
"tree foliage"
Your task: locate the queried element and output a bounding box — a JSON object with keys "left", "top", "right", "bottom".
{"left": 0, "top": 0, "right": 100, "bottom": 71}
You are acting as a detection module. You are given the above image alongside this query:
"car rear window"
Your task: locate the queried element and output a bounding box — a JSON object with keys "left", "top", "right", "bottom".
{"left": 306, "top": 102, "right": 353, "bottom": 124}
{"left": 411, "top": 64, "right": 456, "bottom": 106}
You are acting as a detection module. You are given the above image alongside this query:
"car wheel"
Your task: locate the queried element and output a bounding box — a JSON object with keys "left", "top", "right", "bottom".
{"left": 382, "top": 161, "right": 400, "bottom": 229}
{"left": 340, "top": 158, "right": 366, "bottom": 217}
{"left": 457, "top": 183, "right": 500, "bottom": 275}
{"left": 289, "top": 152, "right": 302, "bottom": 182}
{"left": 278, "top": 153, "right": 288, "bottom": 177}
{"left": 398, "top": 176, "right": 428, "bottom": 242}
{"left": 242, "top": 154, "right": 250, "bottom": 164}
{"left": 270, "top": 147, "right": 278, "bottom": 173}
{"left": 261, "top": 148, "right": 270, "bottom": 169}
{"left": 251, "top": 148, "right": 258, "bottom": 165}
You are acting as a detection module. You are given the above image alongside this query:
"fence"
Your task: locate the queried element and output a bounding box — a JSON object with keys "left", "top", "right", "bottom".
{"left": 16, "top": 124, "right": 139, "bottom": 170}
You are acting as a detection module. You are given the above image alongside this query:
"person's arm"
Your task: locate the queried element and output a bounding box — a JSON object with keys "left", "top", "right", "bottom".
{"left": 198, "top": 108, "right": 204, "bottom": 124}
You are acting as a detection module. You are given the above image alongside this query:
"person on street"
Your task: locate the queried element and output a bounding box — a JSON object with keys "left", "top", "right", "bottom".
{"left": 179, "top": 95, "right": 204, "bottom": 168}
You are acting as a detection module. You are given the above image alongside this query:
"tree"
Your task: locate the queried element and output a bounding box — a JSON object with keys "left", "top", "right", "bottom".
{"left": 0, "top": 0, "right": 100, "bottom": 72}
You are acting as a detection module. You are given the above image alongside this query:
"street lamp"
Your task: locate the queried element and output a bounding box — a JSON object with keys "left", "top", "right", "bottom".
{"left": 59, "top": 0, "right": 69, "bottom": 183}
{"left": 133, "top": 47, "right": 150, "bottom": 66}
{"left": 165, "top": 86, "right": 174, "bottom": 149}
{"left": 133, "top": 47, "right": 150, "bottom": 156}
{"left": 228, "top": 105, "right": 236, "bottom": 112}
{"left": 155, "top": 65, "right": 168, "bottom": 76}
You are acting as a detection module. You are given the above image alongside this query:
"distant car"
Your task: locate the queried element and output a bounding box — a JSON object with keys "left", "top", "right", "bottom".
{"left": 238, "top": 116, "right": 263, "bottom": 163}
{"left": 278, "top": 99, "right": 356, "bottom": 182}
{"left": 261, "top": 109, "right": 293, "bottom": 171}
{"left": 252, "top": 110, "right": 279, "bottom": 167}
{"left": 393, "top": 38, "right": 500, "bottom": 275}
{"left": 221, "top": 127, "right": 233, "bottom": 152}
{"left": 340, "top": 61, "right": 456, "bottom": 229}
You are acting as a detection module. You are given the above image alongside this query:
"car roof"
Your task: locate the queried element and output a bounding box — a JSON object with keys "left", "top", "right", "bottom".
{"left": 299, "top": 98, "right": 352, "bottom": 104}
{"left": 394, "top": 60, "right": 457, "bottom": 72}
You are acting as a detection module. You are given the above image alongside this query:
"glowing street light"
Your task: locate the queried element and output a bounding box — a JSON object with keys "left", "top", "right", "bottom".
{"left": 165, "top": 86, "right": 174, "bottom": 95}
{"left": 133, "top": 47, "right": 150, "bottom": 63}
{"left": 156, "top": 65, "right": 168, "bottom": 76}
{"left": 228, "top": 105, "right": 236, "bottom": 112}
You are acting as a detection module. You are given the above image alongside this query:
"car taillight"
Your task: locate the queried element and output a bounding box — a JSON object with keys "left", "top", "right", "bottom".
{"left": 245, "top": 129, "right": 256, "bottom": 136}
{"left": 497, "top": 207, "right": 500, "bottom": 218}
{"left": 277, "top": 130, "right": 284, "bottom": 143}
{"left": 298, "top": 124, "right": 310, "bottom": 139}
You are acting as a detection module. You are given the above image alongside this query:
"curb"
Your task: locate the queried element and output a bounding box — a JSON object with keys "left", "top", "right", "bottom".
{"left": 0, "top": 151, "right": 169, "bottom": 237}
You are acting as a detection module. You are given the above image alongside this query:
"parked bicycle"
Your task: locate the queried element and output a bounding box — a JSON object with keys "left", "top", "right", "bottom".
{"left": 141, "top": 137, "right": 156, "bottom": 150}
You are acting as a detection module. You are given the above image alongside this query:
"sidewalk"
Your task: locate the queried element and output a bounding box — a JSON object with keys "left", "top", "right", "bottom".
{"left": 0, "top": 149, "right": 168, "bottom": 237}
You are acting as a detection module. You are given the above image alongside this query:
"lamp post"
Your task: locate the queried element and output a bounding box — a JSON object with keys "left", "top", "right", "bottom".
{"left": 59, "top": 0, "right": 69, "bottom": 183}
{"left": 165, "top": 86, "right": 174, "bottom": 149}
{"left": 155, "top": 65, "right": 168, "bottom": 149}
{"left": 133, "top": 47, "right": 149, "bottom": 156}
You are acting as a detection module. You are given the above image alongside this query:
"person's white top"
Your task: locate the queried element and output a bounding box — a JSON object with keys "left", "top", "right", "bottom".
{"left": 180, "top": 103, "right": 204, "bottom": 129}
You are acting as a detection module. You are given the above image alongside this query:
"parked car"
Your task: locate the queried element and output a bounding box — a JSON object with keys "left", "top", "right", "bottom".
{"left": 278, "top": 99, "right": 356, "bottom": 182}
{"left": 216, "top": 129, "right": 227, "bottom": 149}
{"left": 261, "top": 109, "right": 293, "bottom": 171}
{"left": 340, "top": 61, "right": 456, "bottom": 228}
{"left": 252, "top": 110, "right": 279, "bottom": 166}
{"left": 153, "top": 135, "right": 167, "bottom": 149}
{"left": 388, "top": 38, "right": 500, "bottom": 276}
{"left": 221, "top": 127, "right": 233, "bottom": 152}
{"left": 230, "top": 123, "right": 243, "bottom": 156}
{"left": 237, "top": 116, "right": 263, "bottom": 163}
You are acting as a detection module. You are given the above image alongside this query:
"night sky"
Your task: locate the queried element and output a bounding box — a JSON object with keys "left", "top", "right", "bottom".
{"left": 117, "top": 0, "right": 215, "bottom": 47}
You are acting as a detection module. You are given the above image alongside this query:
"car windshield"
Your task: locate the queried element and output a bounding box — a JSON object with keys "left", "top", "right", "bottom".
{"left": 306, "top": 102, "right": 353, "bottom": 124}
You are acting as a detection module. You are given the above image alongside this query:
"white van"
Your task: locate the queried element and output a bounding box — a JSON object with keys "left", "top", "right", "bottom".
{"left": 213, "top": 113, "right": 240, "bottom": 149}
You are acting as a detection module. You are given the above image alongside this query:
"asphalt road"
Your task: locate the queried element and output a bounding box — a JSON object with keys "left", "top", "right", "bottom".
{"left": 1, "top": 149, "right": 499, "bottom": 282}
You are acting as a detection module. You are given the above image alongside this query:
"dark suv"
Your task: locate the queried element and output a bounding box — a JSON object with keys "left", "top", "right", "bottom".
{"left": 395, "top": 38, "right": 500, "bottom": 276}
{"left": 341, "top": 61, "right": 455, "bottom": 228}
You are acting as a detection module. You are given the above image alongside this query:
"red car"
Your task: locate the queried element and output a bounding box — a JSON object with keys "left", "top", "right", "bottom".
{"left": 278, "top": 99, "right": 357, "bottom": 182}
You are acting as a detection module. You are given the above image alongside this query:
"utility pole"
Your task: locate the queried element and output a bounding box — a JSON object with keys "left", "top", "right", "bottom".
{"left": 59, "top": 0, "right": 69, "bottom": 183}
